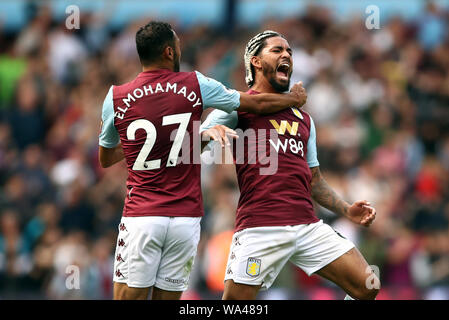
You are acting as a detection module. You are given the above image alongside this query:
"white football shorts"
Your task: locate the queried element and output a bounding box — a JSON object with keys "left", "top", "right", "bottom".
{"left": 113, "top": 216, "right": 201, "bottom": 291}
{"left": 224, "top": 220, "right": 355, "bottom": 290}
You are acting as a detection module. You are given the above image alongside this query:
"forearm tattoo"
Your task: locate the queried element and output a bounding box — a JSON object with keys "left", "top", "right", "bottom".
{"left": 310, "top": 167, "right": 349, "bottom": 217}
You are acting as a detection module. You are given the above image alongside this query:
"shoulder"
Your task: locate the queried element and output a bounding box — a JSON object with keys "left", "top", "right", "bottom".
{"left": 111, "top": 78, "right": 136, "bottom": 98}
{"left": 193, "top": 70, "right": 206, "bottom": 80}
{"left": 299, "top": 109, "right": 311, "bottom": 121}
{"left": 173, "top": 70, "right": 198, "bottom": 80}
{"left": 102, "top": 85, "right": 114, "bottom": 104}
{"left": 298, "top": 109, "right": 312, "bottom": 129}
{"left": 194, "top": 71, "right": 212, "bottom": 87}
{"left": 193, "top": 71, "right": 223, "bottom": 88}
{"left": 168, "top": 70, "right": 200, "bottom": 86}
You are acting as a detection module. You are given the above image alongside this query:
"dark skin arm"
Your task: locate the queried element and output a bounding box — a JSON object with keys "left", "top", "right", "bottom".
{"left": 99, "top": 144, "right": 125, "bottom": 168}
{"left": 200, "top": 83, "right": 307, "bottom": 151}
{"left": 237, "top": 81, "right": 307, "bottom": 114}
{"left": 310, "top": 166, "right": 376, "bottom": 227}
{"left": 98, "top": 82, "right": 305, "bottom": 165}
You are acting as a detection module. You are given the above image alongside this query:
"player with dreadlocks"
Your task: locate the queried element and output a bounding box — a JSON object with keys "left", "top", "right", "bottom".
{"left": 200, "top": 30, "right": 380, "bottom": 300}
{"left": 99, "top": 22, "right": 308, "bottom": 300}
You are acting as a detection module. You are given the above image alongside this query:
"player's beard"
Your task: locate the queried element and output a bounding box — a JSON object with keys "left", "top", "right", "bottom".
{"left": 173, "top": 50, "right": 180, "bottom": 72}
{"left": 262, "top": 60, "right": 290, "bottom": 92}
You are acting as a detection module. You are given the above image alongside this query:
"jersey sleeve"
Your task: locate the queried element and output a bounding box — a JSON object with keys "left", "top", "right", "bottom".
{"left": 307, "top": 116, "right": 320, "bottom": 168}
{"left": 195, "top": 71, "right": 240, "bottom": 113}
{"left": 98, "top": 86, "right": 120, "bottom": 148}
{"left": 199, "top": 109, "right": 238, "bottom": 132}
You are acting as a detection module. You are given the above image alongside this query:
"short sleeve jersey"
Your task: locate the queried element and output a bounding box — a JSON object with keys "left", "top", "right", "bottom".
{"left": 99, "top": 69, "right": 240, "bottom": 217}
{"left": 201, "top": 89, "right": 320, "bottom": 231}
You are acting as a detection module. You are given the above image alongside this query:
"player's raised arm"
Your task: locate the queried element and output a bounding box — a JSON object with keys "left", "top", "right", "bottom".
{"left": 237, "top": 81, "right": 307, "bottom": 114}
{"left": 196, "top": 71, "right": 307, "bottom": 115}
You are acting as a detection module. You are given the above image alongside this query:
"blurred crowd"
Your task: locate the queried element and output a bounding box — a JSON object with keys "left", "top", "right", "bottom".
{"left": 0, "top": 2, "right": 448, "bottom": 299}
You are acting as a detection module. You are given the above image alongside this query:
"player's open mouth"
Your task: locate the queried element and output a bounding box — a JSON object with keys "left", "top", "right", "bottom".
{"left": 276, "top": 63, "right": 290, "bottom": 81}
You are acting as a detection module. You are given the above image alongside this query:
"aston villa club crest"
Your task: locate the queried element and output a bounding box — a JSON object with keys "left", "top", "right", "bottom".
{"left": 291, "top": 107, "right": 303, "bottom": 120}
{"left": 246, "top": 257, "right": 261, "bottom": 277}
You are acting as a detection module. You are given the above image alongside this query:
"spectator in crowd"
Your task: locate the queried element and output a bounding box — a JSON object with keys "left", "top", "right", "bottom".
{"left": 0, "top": 2, "right": 448, "bottom": 299}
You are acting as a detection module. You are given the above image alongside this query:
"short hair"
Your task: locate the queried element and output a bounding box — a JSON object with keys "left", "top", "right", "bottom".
{"left": 244, "top": 30, "right": 285, "bottom": 87}
{"left": 135, "top": 21, "right": 176, "bottom": 66}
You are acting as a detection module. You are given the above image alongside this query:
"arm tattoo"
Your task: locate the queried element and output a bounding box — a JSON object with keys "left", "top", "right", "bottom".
{"left": 310, "top": 167, "right": 349, "bottom": 217}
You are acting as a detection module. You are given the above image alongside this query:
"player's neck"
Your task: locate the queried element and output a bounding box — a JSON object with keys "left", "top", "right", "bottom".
{"left": 142, "top": 63, "right": 173, "bottom": 72}
{"left": 251, "top": 77, "right": 279, "bottom": 94}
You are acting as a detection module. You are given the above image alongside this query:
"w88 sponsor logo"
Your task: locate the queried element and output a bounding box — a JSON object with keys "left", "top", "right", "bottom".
{"left": 268, "top": 119, "right": 304, "bottom": 157}
{"left": 269, "top": 137, "right": 304, "bottom": 157}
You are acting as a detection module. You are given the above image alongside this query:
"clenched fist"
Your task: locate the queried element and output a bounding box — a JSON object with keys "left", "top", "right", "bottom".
{"left": 290, "top": 81, "right": 307, "bottom": 108}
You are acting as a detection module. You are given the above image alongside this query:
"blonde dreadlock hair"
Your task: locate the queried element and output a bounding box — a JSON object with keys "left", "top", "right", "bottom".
{"left": 244, "top": 30, "right": 284, "bottom": 87}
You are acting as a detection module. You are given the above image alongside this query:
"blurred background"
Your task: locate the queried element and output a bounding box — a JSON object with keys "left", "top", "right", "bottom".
{"left": 0, "top": 0, "right": 448, "bottom": 300}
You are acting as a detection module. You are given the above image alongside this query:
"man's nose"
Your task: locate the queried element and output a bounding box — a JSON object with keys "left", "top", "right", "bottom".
{"left": 281, "top": 50, "right": 291, "bottom": 59}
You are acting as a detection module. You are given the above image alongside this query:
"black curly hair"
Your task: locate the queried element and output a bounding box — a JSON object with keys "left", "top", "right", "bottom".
{"left": 135, "top": 21, "right": 176, "bottom": 66}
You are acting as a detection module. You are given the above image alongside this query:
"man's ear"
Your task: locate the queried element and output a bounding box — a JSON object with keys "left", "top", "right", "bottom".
{"left": 163, "top": 46, "right": 174, "bottom": 61}
{"left": 250, "top": 55, "right": 262, "bottom": 71}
